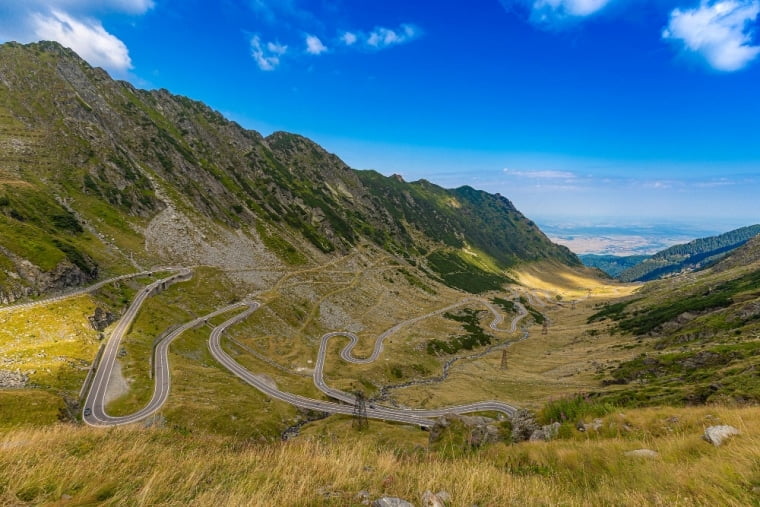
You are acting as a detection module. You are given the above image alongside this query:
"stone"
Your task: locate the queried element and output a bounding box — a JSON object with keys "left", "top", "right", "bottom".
{"left": 421, "top": 489, "right": 450, "bottom": 507}
{"left": 61, "top": 494, "right": 73, "bottom": 500}
{"left": 510, "top": 409, "right": 539, "bottom": 443}
{"left": 625, "top": 449, "right": 659, "bottom": 459}
{"left": 529, "top": 422, "right": 561, "bottom": 442}
{"left": 88, "top": 307, "right": 117, "bottom": 331}
{"left": 577, "top": 418, "right": 603, "bottom": 432}
{"left": 429, "top": 414, "right": 501, "bottom": 448}
{"left": 703, "top": 425, "right": 740, "bottom": 447}
{"left": 356, "top": 490, "right": 371, "bottom": 505}
{"left": 372, "top": 497, "right": 414, "bottom": 507}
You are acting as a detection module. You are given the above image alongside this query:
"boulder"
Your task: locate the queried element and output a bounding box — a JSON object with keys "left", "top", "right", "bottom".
{"left": 529, "top": 422, "right": 561, "bottom": 442}
{"left": 703, "top": 425, "right": 740, "bottom": 447}
{"left": 88, "top": 307, "right": 117, "bottom": 331}
{"left": 429, "top": 415, "right": 502, "bottom": 448}
{"left": 510, "top": 409, "right": 539, "bottom": 443}
{"left": 421, "top": 490, "right": 451, "bottom": 506}
{"left": 372, "top": 497, "right": 414, "bottom": 507}
{"left": 577, "top": 418, "right": 603, "bottom": 432}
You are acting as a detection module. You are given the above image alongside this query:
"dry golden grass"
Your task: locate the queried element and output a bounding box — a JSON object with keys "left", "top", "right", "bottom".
{"left": 1, "top": 405, "right": 758, "bottom": 505}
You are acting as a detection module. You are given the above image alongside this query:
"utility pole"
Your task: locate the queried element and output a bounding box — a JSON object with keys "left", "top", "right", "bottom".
{"left": 353, "top": 391, "right": 368, "bottom": 431}
{"left": 500, "top": 349, "right": 508, "bottom": 370}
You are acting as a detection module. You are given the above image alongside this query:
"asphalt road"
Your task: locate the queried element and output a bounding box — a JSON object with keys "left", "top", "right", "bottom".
{"left": 82, "top": 269, "right": 194, "bottom": 426}
{"left": 77, "top": 269, "right": 530, "bottom": 428}
{"left": 312, "top": 296, "right": 528, "bottom": 418}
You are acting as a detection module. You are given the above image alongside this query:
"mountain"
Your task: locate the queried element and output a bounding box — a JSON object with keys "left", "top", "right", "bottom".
{"left": 587, "top": 237, "right": 760, "bottom": 406}
{"left": 617, "top": 224, "right": 760, "bottom": 282}
{"left": 579, "top": 254, "right": 650, "bottom": 277}
{"left": 0, "top": 41, "right": 578, "bottom": 302}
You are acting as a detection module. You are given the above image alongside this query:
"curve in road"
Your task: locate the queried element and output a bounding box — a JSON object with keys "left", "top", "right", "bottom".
{"left": 83, "top": 270, "right": 195, "bottom": 426}
{"left": 312, "top": 296, "right": 527, "bottom": 417}
{"left": 81, "top": 270, "right": 531, "bottom": 428}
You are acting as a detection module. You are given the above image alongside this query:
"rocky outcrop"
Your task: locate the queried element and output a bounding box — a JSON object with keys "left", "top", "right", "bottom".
{"left": 529, "top": 422, "right": 561, "bottom": 442}
{"left": 421, "top": 490, "right": 451, "bottom": 507}
{"left": 510, "top": 409, "right": 540, "bottom": 443}
{"left": 0, "top": 246, "right": 95, "bottom": 305}
{"left": 88, "top": 307, "right": 117, "bottom": 331}
{"left": 372, "top": 498, "right": 414, "bottom": 507}
{"left": 429, "top": 414, "right": 502, "bottom": 448}
{"left": 703, "top": 425, "right": 740, "bottom": 446}
{"left": 0, "top": 370, "right": 28, "bottom": 388}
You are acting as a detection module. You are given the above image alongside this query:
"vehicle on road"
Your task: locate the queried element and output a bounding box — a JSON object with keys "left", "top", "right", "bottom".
{"left": 84, "top": 408, "right": 91, "bottom": 417}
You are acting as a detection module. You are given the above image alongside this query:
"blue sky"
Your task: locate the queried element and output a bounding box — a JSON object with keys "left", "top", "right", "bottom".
{"left": 1, "top": 0, "right": 758, "bottom": 229}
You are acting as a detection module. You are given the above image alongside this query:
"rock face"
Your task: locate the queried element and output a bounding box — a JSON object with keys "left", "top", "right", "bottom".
{"left": 88, "top": 307, "right": 117, "bottom": 331}
{"left": 529, "top": 422, "right": 561, "bottom": 442}
{"left": 0, "top": 370, "right": 28, "bottom": 388}
{"left": 703, "top": 425, "right": 741, "bottom": 446}
{"left": 510, "top": 409, "right": 540, "bottom": 443}
{"left": 429, "top": 414, "right": 502, "bottom": 448}
{"left": 0, "top": 41, "right": 581, "bottom": 302}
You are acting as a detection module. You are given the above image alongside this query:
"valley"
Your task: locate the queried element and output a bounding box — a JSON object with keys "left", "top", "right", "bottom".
{"left": 1, "top": 40, "right": 759, "bottom": 505}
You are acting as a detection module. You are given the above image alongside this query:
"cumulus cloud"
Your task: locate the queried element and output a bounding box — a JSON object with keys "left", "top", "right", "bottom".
{"left": 30, "top": 10, "right": 133, "bottom": 71}
{"left": 500, "top": 0, "right": 614, "bottom": 25}
{"left": 663, "top": 0, "right": 760, "bottom": 71}
{"left": 305, "top": 34, "right": 327, "bottom": 55}
{"left": 341, "top": 31, "right": 358, "bottom": 46}
{"left": 366, "top": 24, "right": 420, "bottom": 49}
{"left": 0, "top": 0, "right": 152, "bottom": 74}
{"left": 251, "top": 36, "right": 287, "bottom": 70}
{"left": 338, "top": 24, "right": 421, "bottom": 50}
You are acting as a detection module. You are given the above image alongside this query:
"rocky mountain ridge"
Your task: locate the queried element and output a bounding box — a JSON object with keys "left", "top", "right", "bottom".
{"left": 0, "top": 41, "right": 578, "bottom": 301}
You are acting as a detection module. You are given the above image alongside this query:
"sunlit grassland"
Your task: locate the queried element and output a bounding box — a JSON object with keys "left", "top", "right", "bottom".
{"left": 0, "top": 296, "right": 99, "bottom": 396}
{"left": 1, "top": 405, "right": 758, "bottom": 505}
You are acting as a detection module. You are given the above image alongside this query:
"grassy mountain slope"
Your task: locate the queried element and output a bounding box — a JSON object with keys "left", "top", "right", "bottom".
{"left": 587, "top": 238, "right": 760, "bottom": 406}
{"left": 618, "top": 224, "right": 760, "bottom": 282}
{"left": 0, "top": 41, "right": 577, "bottom": 300}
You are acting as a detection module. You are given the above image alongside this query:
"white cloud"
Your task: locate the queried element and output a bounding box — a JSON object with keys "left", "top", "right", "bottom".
{"left": 251, "top": 36, "right": 287, "bottom": 71}
{"left": 504, "top": 168, "right": 577, "bottom": 179}
{"left": 366, "top": 24, "right": 420, "bottom": 49}
{"left": 0, "top": 0, "right": 152, "bottom": 74}
{"left": 663, "top": 0, "right": 760, "bottom": 71}
{"left": 305, "top": 34, "right": 327, "bottom": 55}
{"left": 500, "top": 0, "right": 614, "bottom": 25}
{"left": 341, "top": 31, "right": 358, "bottom": 46}
{"left": 532, "top": 0, "right": 612, "bottom": 17}
{"left": 31, "top": 9, "right": 133, "bottom": 71}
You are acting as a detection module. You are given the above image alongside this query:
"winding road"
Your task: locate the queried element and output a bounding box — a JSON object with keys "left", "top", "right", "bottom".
{"left": 61, "top": 267, "right": 538, "bottom": 427}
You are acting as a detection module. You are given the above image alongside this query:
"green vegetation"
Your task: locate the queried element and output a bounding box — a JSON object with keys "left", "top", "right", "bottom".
{"left": 427, "top": 251, "right": 510, "bottom": 294}
{"left": 538, "top": 393, "right": 615, "bottom": 425}
{"left": 491, "top": 297, "right": 517, "bottom": 314}
{"left": 587, "top": 299, "right": 638, "bottom": 323}
{"left": 518, "top": 296, "right": 545, "bottom": 324}
{"left": 427, "top": 309, "right": 493, "bottom": 355}
{"left": 613, "top": 269, "right": 760, "bottom": 335}
{"left": 254, "top": 221, "right": 307, "bottom": 265}
{"left": 579, "top": 254, "right": 650, "bottom": 277}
